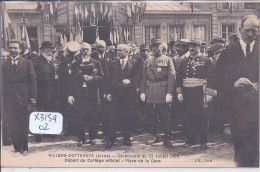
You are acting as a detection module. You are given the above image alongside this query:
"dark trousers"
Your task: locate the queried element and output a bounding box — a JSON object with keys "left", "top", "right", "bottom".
{"left": 183, "top": 86, "right": 208, "bottom": 144}
{"left": 106, "top": 93, "right": 135, "bottom": 141}
{"left": 5, "top": 101, "right": 29, "bottom": 152}
{"left": 75, "top": 101, "right": 98, "bottom": 142}
{"left": 2, "top": 106, "right": 11, "bottom": 145}
{"left": 208, "top": 98, "right": 225, "bottom": 133}
{"left": 146, "top": 103, "right": 171, "bottom": 137}
{"left": 231, "top": 94, "right": 259, "bottom": 167}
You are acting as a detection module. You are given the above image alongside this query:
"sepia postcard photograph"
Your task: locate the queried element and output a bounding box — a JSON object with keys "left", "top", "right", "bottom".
{"left": 1, "top": 0, "right": 259, "bottom": 169}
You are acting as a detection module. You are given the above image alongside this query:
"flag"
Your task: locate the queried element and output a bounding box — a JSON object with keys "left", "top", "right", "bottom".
{"left": 113, "top": 30, "right": 117, "bottom": 44}
{"left": 70, "top": 30, "right": 73, "bottom": 41}
{"left": 79, "top": 4, "right": 82, "bottom": 21}
{"left": 104, "top": 4, "right": 108, "bottom": 16}
{"left": 116, "top": 29, "right": 119, "bottom": 43}
{"left": 3, "top": 3, "right": 15, "bottom": 43}
{"left": 100, "top": 3, "right": 103, "bottom": 19}
{"left": 107, "top": 7, "right": 112, "bottom": 21}
{"left": 84, "top": 5, "right": 88, "bottom": 19}
{"left": 131, "top": 2, "right": 135, "bottom": 14}
{"left": 21, "top": 24, "right": 31, "bottom": 49}
{"left": 54, "top": 2, "right": 58, "bottom": 21}
{"left": 110, "top": 30, "right": 114, "bottom": 45}
{"left": 75, "top": 6, "right": 79, "bottom": 18}
{"left": 127, "top": 5, "right": 132, "bottom": 18}
{"left": 63, "top": 34, "right": 68, "bottom": 46}
{"left": 50, "top": 2, "right": 54, "bottom": 15}
{"left": 96, "top": 28, "right": 100, "bottom": 42}
{"left": 60, "top": 34, "right": 64, "bottom": 46}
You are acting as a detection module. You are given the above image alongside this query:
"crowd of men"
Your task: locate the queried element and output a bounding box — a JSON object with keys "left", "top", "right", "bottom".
{"left": 1, "top": 14, "right": 259, "bottom": 167}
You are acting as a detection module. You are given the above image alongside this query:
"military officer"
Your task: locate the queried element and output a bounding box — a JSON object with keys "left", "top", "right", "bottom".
{"left": 68, "top": 42, "right": 104, "bottom": 147}
{"left": 176, "top": 39, "right": 215, "bottom": 150}
{"left": 58, "top": 41, "right": 81, "bottom": 135}
{"left": 140, "top": 37, "right": 176, "bottom": 148}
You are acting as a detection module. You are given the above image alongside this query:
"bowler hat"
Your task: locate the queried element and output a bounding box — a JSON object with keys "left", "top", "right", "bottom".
{"left": 40, "top": 41, "right": 54, "bottom": 50}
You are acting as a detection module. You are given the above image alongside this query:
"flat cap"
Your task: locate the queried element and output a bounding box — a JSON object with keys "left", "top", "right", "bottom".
{"left": 179, "top": 39, "right": 190, "bottom": 45}
{"left": 151, "top": 37, "right": 163, "bottom": 45}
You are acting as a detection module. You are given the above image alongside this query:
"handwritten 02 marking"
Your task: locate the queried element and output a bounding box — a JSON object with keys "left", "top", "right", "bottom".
{"left": 29, "top": 112, "right": 63, "bottom": 135}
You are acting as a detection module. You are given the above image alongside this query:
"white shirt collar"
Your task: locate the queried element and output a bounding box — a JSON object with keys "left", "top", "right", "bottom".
{"left": 239, "top": 39, "right": 255, "bottom": 57}
{"left": 98, "top": 53, "right": 105, "bottom": 59}
{"left": 82, "top": 55, "right": 90, "bottom": 62}
{"left": 11, "top": 55, "right": 19, "bottom": 61}
{"left": 120, "top": 56, "right": 128, "bottom": 64}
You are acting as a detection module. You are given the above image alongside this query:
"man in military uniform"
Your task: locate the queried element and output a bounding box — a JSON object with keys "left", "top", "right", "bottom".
{"left": 176, "top": 39, "right": 215, "bottom": 150}
{"left": 140, "top": 37, "right": 176, "bottom": 148}
{"left": 68, "top": 42, "right": 104, "bottom": 147}
{"left": 58, "top": 41, "right": 81, "bottom": 135}
{"left": 105, "top": 44, "right": 141, "bottom": 149}
{"left": 171, "top": 39, "right": 190, "bottom": 131}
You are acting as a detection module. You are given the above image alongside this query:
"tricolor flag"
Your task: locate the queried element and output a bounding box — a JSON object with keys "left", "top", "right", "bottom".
{"left": 2, "top": 2, "right": 15, "bottom": 47}
{"left": 21, "top": 24, "right": 31, "bottom": 49}
{"left": 84, "top": 6, "right": 88, "bottom": 19}
{"left": 75, "top": 6, "right": 79, "bottom": 18}
{"left": 127, "top": 5, "right": 132, "bottom": 18}
{"left": 110, "top": 30, "right": 114, "bottom": 45}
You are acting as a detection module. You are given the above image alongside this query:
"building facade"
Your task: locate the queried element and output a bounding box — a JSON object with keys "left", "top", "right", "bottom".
{"left": 4, "top": 1, "right": 260, "bottom": 51}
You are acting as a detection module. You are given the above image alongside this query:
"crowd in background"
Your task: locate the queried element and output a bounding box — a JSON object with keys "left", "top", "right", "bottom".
{"left": 1, "top": 14, "right": 259, "bottom": 167}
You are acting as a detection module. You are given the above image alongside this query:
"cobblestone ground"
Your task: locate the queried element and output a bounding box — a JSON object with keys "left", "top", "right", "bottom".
{"left": 1, "top": 128, "right": 235, "bottom": 168}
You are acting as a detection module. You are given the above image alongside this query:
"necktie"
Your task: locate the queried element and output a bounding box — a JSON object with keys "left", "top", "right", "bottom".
{"left": 121, "top": 60, "right": 125, "bottom": 69}
{"left": 246, "top": 43, "right": 251, "bottom": 58}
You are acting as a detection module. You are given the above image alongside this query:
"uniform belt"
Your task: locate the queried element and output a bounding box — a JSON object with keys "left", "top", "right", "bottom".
{"left": 147, "top": 78, "right": 167, "bottom": 83}
{"left": 183, "top": 78, "right": 206, "bottom": 88}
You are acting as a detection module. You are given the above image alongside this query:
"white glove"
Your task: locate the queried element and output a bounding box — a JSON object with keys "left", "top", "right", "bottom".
{"left": 177, "top": 93, "right": 183, "bottom": 103}
{"left": 107, "top": 94, "right": 112, "bottom": 102}
{"left": 206, "top": 95, "right": 213, "bottom": 103}
{"left": 83, "top": 75, "right": 93, "bottom": 81}
{"left": 68, "top": 96, "right": 74, "bottom": 105}
{"left": 122, "top": 79, "right": 130, "bottom": 85}
{"left": 166, "top": 94, "right": 173, "bottom": 103}
{"left": 140, "top": 93, "right": 145, "bottom": 102}
{"left": 234, "top": 77, "right": 252, "bottom": 88}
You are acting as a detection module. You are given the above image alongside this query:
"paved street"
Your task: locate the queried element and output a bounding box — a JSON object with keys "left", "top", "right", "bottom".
{"left": 1, "top": 129, "right": 235, "bottom": 168}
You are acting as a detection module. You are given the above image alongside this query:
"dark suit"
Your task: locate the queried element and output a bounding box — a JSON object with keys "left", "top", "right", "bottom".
{"left": 32, "top": 55, "right": 57, "bottom": 112}
{"left": 69, "top": 57, "right": 104, "bottom": 142}
{"left": 214, "top": 39, "right": 259, "bottom": 167}
{"left": 106, "top": 57, "right": 140, "bottom": 140}
{"left": 2, "top": 56, "right": 37, "bottom": 152}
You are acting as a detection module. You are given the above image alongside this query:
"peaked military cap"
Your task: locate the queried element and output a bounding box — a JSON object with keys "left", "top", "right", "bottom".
{"left": 151, "top": 37, "right": 163, "bottom": 45}
{"left": 211, "top": 37, "right": 225, "bottom": 44}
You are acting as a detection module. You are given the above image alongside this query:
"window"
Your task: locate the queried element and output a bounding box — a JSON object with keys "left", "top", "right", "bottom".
{"left": 144, "top": 26, "right": 160, "bottom": 44}
{"left": 222, "top": 3, "right": 230, "bottom": 9}
{"left": 169, "top": 25, "right": 184, "bottom": 41}
{"left": 193, "top": 25, "right": 205, "bottom": 41}
{"left": 55, "top": 27, "right": 65, "bottom": 45}
{"left": 123, "top": 27, "right": 131, "bottom": 42}
{"left": 244, "top": 3, "right": 256, "bottom": 9}
{"left": 222, "top": 25, "right": 234, "bottom": 41}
